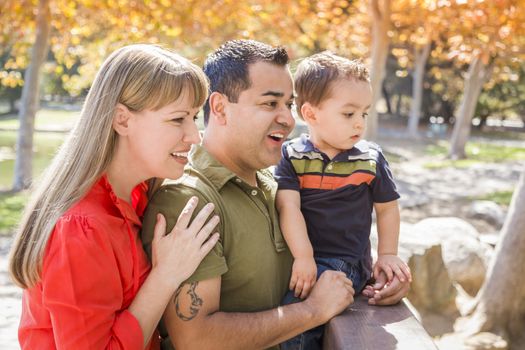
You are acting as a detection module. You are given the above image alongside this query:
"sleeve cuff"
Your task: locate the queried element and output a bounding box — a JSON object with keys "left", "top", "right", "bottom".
{"left": 276, "top": 182, "right": 300, "bottom": 191}
{"left": 185, "top": 261, "right": 228, "bottom": 284}
{"left": 373, "top": 192, "right": 401, "bottom": 203}
{"left": 113, "top": 310, "right": 144, "bottom": 350}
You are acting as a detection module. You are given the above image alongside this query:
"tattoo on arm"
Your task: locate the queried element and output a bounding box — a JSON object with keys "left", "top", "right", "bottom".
{"left": 174, "top": 282, "right": 203, "bottom": 321}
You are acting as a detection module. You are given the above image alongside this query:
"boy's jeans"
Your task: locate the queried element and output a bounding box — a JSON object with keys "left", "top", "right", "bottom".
{"left": 280, "top": 257, "right": 366, "bottom": 350}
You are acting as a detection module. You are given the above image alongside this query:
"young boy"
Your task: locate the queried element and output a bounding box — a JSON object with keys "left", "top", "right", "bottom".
{"left": 275, "top": 51, "right": 411, "bottom": 349}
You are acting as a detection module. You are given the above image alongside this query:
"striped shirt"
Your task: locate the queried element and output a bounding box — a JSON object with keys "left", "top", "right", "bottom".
{"left": 274, "top": 134, "right": 399, "bottom": 267}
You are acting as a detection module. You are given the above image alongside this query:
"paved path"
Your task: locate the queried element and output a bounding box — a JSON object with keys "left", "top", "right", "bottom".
{"left": 0, "top": 237, "right": 21, "bottom": 350}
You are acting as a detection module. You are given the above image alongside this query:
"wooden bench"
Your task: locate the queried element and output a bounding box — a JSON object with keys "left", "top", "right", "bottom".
{"left": 323, "top": 296, "right": 438, "bottom": 349}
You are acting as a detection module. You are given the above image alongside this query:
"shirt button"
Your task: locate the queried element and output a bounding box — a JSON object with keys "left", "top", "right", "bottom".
{"left": 235, "top": 178, "right": 242, "bottom": 183}
{"left": 251, "top": 190, "right": 258, "bottom": 196}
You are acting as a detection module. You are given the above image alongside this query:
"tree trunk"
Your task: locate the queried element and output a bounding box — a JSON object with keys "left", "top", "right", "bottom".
{"left": 448, "top": 55, "right": 492, "bottom": 159}
{"left": 12, "top": 0, "right": 51, "bottom": 191}
{"left": 367, "top": 0, "right": 391, "bottom": 141}
{"left": 466, "top": 170, "right": 525, "bottom": 345}
{"left": 407, "top": 41, "right": 431, "bottom": 138}
{"left": 9, "top": 97, "right": 17, "bottom": 114}
{"left": 382, "top": 82, "right": 392, "bottom": 115}
{"left": 395, "top": 92, "right": 402, "bottom": 116}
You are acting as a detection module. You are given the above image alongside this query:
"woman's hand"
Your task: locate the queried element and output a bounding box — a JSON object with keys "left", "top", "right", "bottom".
{"left": 150, "top": 196, "right": 220, "bottom": 289}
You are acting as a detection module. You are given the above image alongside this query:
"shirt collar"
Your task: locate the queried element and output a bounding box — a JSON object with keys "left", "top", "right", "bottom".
{"left": 288, "top": 133, "right": 316, "bottom": 153}
{"left": 189, "top": 144, "right": 238, "bottom": 190}
{"left": 189, "top": 145, "right": 286, "bottom": 253}
{"left": 288, "top": 133, "right": 373, "bottom": 160}
{"left": 189, "top": 144, "right": 278, "bottom": 192}
{"left": 99, "top": 175, "right": 144, "bottom": 227}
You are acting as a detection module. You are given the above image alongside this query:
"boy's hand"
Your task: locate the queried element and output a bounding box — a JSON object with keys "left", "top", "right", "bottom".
{"left": 290, "top": 256, "right": 317, "bottom": 299}
{"left": 373, "top": 254, "right": 412, "bottom": 284}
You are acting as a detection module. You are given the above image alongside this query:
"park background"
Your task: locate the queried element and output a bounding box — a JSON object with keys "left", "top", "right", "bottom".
{"left": 0, "top": 0, "right": 524, "bottom": 349}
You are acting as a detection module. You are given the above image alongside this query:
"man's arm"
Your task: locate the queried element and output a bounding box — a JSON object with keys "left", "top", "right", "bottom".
{"left": 164, "top": 271, "right": 354, "bottom": 350}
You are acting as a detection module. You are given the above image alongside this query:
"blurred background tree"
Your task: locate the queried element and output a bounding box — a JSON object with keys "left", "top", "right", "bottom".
{"left": 1, "top": 0, "right": 524, "bottom": 189}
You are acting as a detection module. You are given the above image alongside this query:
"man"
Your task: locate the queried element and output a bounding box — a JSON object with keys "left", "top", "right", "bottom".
{"left": 141, "top": 40, "right": 408, "bottom": 349}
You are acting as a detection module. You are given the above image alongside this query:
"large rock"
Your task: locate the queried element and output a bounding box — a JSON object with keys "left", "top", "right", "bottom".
{"left": 436, "top": 332, "right": 508, "bottom": 350}
{"left": 468, "top": 200, "right": 506, "bottom": 227}
{"left": 370, "top": 217, "right": 493, "bottom": 313}
{"left": 406, "top": 244, "right": 458, "bottom": 314}
{"left": 411, "top": 217, "right": 493, "bottom": 296}
{"left": 411, "top": 217, "right": 479, "bottom": 241}
{"left": 464, "top": 332, "right": 508, "bottom": 350}
{"left": 478, "top": 233, "right": 500, "bottom": 247}
{"left": 441, "top": 235, "right": 489, "bottom": 295}
{"left": 372, "top": 224, "right": 457, "bottom": 314}
{"left": 393, "top": 224, "right": 458, "bottom": 314}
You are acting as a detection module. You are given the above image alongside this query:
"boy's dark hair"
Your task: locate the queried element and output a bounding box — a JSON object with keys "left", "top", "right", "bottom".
{"left": 294, "top": 51, "right": 370, "bottom": 120}
{"left": 202, "top": 39, "right": 289, "bottom": 125}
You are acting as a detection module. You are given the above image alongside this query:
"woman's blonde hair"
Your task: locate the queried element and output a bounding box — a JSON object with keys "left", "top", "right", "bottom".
{"left": 9, "top": 44, "right": 209, "bottom": 288}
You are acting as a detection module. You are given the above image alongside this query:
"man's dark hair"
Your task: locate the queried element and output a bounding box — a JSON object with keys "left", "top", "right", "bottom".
{"left": 202, "top": 39, "right": 289, "bottom": 125}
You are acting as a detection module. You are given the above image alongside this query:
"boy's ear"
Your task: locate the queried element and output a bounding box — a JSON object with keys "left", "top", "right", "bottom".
{"left": 301, "top": 102, "right": 318, "bottom": 124}
{"left": 208, "top": 92, "right": 227, "bottom": 125}
{"left": 113, "top": 103, "right": 132, "bottom": 136}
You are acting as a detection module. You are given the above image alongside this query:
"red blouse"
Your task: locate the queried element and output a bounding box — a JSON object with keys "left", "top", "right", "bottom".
{"left": 19, "top": 176, "right": 160, "bottom": 350}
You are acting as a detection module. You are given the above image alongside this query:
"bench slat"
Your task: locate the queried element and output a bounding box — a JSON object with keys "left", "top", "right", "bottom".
{"left": 323, "top": 296, "right": 437, "bottom": 349}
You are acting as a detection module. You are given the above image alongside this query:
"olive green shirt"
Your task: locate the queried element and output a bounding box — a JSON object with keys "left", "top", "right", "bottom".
{"left": 141, "top": 145, "right": 293, "bottom": 349}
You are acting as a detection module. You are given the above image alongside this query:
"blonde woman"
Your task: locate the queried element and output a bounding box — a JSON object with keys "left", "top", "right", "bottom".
{"left": 8, "top": 44, "right": 219, "bottom": 349}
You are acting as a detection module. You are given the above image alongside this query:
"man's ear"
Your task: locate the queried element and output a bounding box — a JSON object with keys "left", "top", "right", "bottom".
{"left": 208, "top": 92, "right": 227, "bottom": 125}
{"left": 113, "top": 103, "right": 132, "bottom": 136}
{"left": 301, "top": 102, "right": 318, "bottom": 125}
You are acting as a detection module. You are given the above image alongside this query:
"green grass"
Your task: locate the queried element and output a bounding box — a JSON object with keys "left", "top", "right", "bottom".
{"left": 0, "top": 191, "right": 28, "bottom": 235}
{"left": 424, "top": 140, "right": 525, "bottom": 169}
{"left": 0, "top": 109, "right": 79, "bottom": 130}
{"left": 471, "top": 190, "right": 514, "bottom": 207}
{"left": 0, "top": 109, "right": 74, "bottom": 231}
{"left": 0, "top": 130, "right": 66, "bottom": 189}
{"left": 470, "top": 128, "right": 525, "bottom": 141}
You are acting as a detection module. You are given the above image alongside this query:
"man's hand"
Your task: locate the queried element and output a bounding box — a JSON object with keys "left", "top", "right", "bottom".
{"left": 362, "top": 270, "right": 410, "bottom": 306}
{"left": 305, "top": 270, "right": 354, "bottom": 323}
{"left": 289, "top": 257, "right": 317, "bottom": 299}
